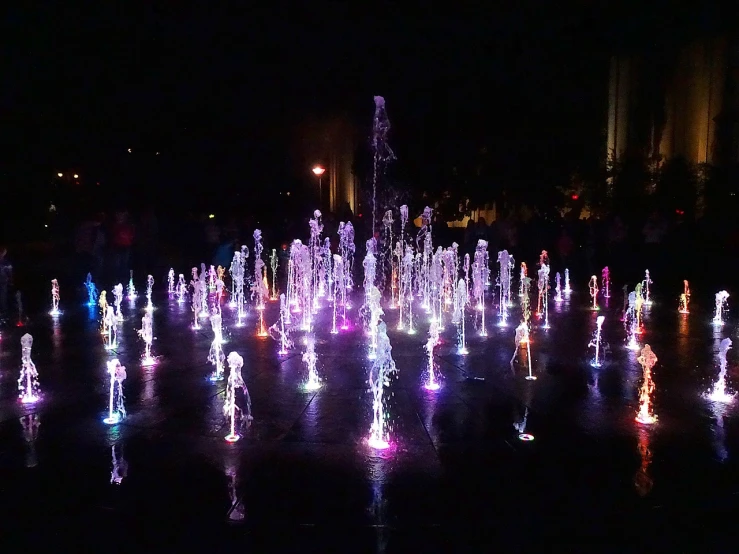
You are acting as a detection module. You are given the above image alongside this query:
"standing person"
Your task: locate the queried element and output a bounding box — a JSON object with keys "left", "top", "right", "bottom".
{"left": 110, "top": 211, "right": 135, "bottom": 283}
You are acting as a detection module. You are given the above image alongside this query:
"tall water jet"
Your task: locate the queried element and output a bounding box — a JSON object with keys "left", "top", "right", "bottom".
{"left": 302, "top": 335, "right": 322, "bottom": 391}
{"left": 368, "top": 322, "right": 399, "bottom": 449}
{"left": 338, "top": 222, "right": 355, "bottom": 291}
{"left": 519, "top": 263, "right": 527, "bottom": 297}
{"left": 554, "top": 272, "right": 563, "bottom": 303}
{"left": 452, "top": 279, "right": 468, "bottom": 354}
{"left": 253, "top": 229, "right": 268, "bottom": 312}
{"left": 208, "top": 312, "right": 226, "bottom": 381}
{"left": 99, "top": 291, "right": 109, "bottom": 335}
{"left": 643, "top": 270, "right": 653, "bottom": 306}
{"left": 50, "top": 278, "right": 60, "bottom": 316}
{"left": 589, "top": 315, "right": 605, "bottom": 367}
{"left": 564, "top": 268, "right": 572, "bottom": 294}
{"left": 511, "top": 322, "right": 535, "bottom": 380}
{"left": 472, "top": 240, "right": 488, "bottom": 336}
{"left": 84, "top": 273, "right": 98, "bottom": 306}
{"left": 167, "top": 269, "right": 175, "bottom": 294}
{"left": 635, "top": 345, "right": 657, "bottom": 424}
{"left": 18, "top": 333, "right": 40, "bottom": 403}
{"left": 537, "top": 263, "right": 550, "bottom": 328}
{"left": 138, "top": 311, "right": 155, "bottom": 366}
{"left": 113, "top": 283, "right": 123, "bottom": 321}
{"left": 199, "top": 263, "right": 208, "bottom": 317}
{"left": 463, "top": 254, "right": 471, "bottom": 305}
{"left": 588, "top": 275, "right": 599, "bottom": 310}
{"left": 332, "top": 254, "right": 346, "bottom": 331}
{"left": 103, "top": 359, "right": 127, "bottom": 424}
{"left": 224, "top": 351, "right": 252, "bottom": 442}
{"left": 382, "top": 209, "right": 394, "bottom": 302}
{"left": 401, "top": 245, "right": 415, "bottom": 334}
{"left": 270, "top": 248, "right": 279, "bottom": 300}
{"left": 104, "top": 306, "right": 118, "bottom": 350}
{"left": 363, "top": 238, "right": 377, "bottom": 306}
{"left": 708, "top": 338, "right": 734, "bottom": 403}
{"left": 625, "top": 291, "right": 639, "bottom": 350}
{"left": 678, "top": 280, "right": 690, "bottom": 314}
{"left": 497, "top": 250, "right": 512, "bottom": 326}
{"left": 424, "top": 319, "right": 441, "bottom": 390}
{"left": 371, "top": 96, "right": 395, "bottom": 237}
{"left": 365, "top": 285, "right": 384, "bottom": 359}
{"left": 145, "top": 275, "right": 154, "bottom": 312}
{"left": 713, "top": 290, "right": 729, "bottom": 326}
{"left": 191, "top": 273, "right": 203, "bottom": 329}
{"left": 177, "top": 274, "right": 187, "bottom": 304}
{"left": 127, "top": 270, "right": 137, "bottom": 300}
{"left": 514, "top": 407, "right": 534, "bottom": 441}
{"left": 269, "top": 293, "right": 293, "bottom": 355}
{"left": 602, "top": 267, "right": 610, "bottom": 298}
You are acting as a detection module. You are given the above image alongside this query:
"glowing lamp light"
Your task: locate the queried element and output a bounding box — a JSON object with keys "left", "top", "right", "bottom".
{"left": 209, "top": 214, "right": 215, "bottom": 219}
{"left": 518, "top": 433, "right": 535, "bottom": 441}
{"left": 225, "top": 434, "right": 240, "bottom": 443}
{"left": 103, "top": 414, "right": 121, "bottom": 425}
{"left": 571, "top": 194, "right": 579, "bottom": 200}
{"left": 73, "top": 174, "right": 79, "bottom": 179}
{"left": 312, "top": 166, "right": 326, "bottom": 176}
{"left": 57, "top": 172, "right": 63, "bottom": 177}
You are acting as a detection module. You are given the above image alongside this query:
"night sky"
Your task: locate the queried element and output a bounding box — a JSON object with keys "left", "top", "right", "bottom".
{"left": 1, "top": 3, "right": 729, "bottom": 212}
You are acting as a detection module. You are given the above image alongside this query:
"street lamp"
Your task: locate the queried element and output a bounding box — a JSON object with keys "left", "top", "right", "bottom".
{"left": 312, "top": 165, "right": 325, "bottom": 206}
{"left": 57, "top": 173, "right": 63, "bottom": 177}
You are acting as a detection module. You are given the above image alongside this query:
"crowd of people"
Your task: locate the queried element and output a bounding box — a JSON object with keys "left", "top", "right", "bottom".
{"left": 0, "top": 198, "right": 731, "bottom": 322}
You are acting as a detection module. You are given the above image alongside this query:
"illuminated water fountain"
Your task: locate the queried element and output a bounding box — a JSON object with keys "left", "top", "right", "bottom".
{"left": 564, "top": 268, "right": 571, "bottom": 294}
{"left": 713, "top": 290, "right": 729, "bottom": 326}
{"left": 103, "top": 359, "right": 127, "bottom": 424}
{"left": 589, "top": 315, "right": 605, "bottom": 367}
{"left": 424, "top": 319, "right": 441, "bottom": 390}
{"left": 635, "top": 345, "right": 657, "bottom": 424}
{"left": 145, "top": 275, "right": 154, "bottom": 312}
{"left": 302, "top": 335, "right": 322, "bottom": 391}
{"left": 177, "top": 274, "right": 187, "bottom": 304}
{"left": 538, "top": 263, "right": 550, "bottom": 328}
{"left": 643, "top": 270, "right": 653, "bottom": 306}
{"left": 199, "top": 263, "right": 208, "bottom": 317}
{"left": 224, "top": 351, "right": 252, "bottom": 442}
{"left": 127, "top": 270, "right": 137, "bottom": 300}
{"left": 104, "top": 306, "right": 118, "bottom": 350}
{"left": 84, "top": 273, "right": 98, "bottom": 306}
{"left": 208, "top": 312, "right": 226, "bottom": 381}
{"left": 514, "top": 407, "right": 534, "bottom": 441}
{"left": 270, "top": 249, "right": 279, "bottom": 300}
{"left": 511, "top": 322, "right": 535, "bottom": 380}
{"left": 497, "top": 250, "right": 512, "bottom": 326}
{"left": 678, "top": 280, "right": 690, "bottom": 314}
{"left": 554, "top": 272, "right": 562, "bottom": 303}
{"left": 602, "top": 267, "right": 610, "bottom": 298}
{"left": 472, "top": 240, "right": 488, "bottom": 336}
{"left": 18, "top": 333, "right": 40, "bottom": 403}
{"left": 452, "top": 279, "right": 468, "bottom": 354}
{"left": 588, "top": 275, "right": 599, "bottom": 310}
{"left": 167, "top": 268, "right": 175, "bottom": 294}
{"left": 113, "top": 283, "right": 123, "bottom": 321}
{"left": 269, "top": 293, "right": 293, "bottom": 355}
{"left": 99, "top": 291, "right": 109, "bottom": 335}
{"left": 707, "top": 338, "right": 734, "bottom": 403}
{"left": 138, "top": 311, "right": 155, "bottom": 366}
{"left": 366, "top": 285, "right": 383, "bottom": 359}
{"left": 368, "top": 322, "right": 399, "bottom": 449}
{"left": 50, "top": 278, "right": 60, "bottom": 316}
{"left": 191, "top": 275, "right": 203, "bottom": 330}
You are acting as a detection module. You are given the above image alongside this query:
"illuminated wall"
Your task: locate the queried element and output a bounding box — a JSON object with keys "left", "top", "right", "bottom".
{"left": 607, "top": 35, "right": 736, "bottom": 166}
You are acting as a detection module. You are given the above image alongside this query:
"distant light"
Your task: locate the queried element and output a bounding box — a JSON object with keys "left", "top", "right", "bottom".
{"left": 57, "top": 172, "right": 63, "bottom": 177}
{"left": 312, "top": 166, "right": 325, "bottom": 176}
{"left": 208, "top": 214, "right": 215, "bottom": 219}
{"left": 286, "top": 192, "right": 291, "bottom": 196}
{"left": 571, "top": 194, "right": 579, "bottom": 200}
{"left": 73, "top": 174, "right": 79, "bottom": 179}
{"left": 156, "top": 152, "right": 160, "bottom": 155}
{"left": 44, "top": 225, "right": 48, "bottom": 228}
{"left": 128, "top": 148, "right": 132, "bottom": 153}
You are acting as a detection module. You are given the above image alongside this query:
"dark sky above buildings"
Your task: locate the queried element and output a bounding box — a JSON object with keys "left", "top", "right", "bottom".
{"left": 0, "top": 2, "right": 730, "bottom": 202}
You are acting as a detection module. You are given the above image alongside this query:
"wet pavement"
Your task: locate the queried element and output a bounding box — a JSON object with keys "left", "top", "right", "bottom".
{"left": 0, "top": 284, "right": 738, "bottom": 550}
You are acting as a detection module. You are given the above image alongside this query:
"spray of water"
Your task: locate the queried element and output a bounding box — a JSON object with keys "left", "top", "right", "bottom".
{"left": 635, "top": 345, "right": 657, "bottom": 424}
{"left": 103, "top": 359, "right": 127, "bottom": 424}
{"left": 368, "top": 322, "right": 399, "bottom": 449}
{"left": 18, "top": 333, "right": 40, "bottom": 403}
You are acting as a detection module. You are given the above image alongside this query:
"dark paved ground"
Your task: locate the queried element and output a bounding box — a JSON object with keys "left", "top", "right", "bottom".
{"left": 0, "top": 280, "right": 738, "bottom": 550}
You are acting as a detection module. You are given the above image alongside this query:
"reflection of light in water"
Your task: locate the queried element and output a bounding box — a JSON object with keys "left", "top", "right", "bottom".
{"left": 634, "top": 427, "right": 653, "bottom": 496}
{"left": 20, "top": 413, "right": 40, "bottom": 468}
{"left": 710, "top": 402, "right": 729, "bottom": 462}
{"left": 225, "top": 460, "right": 245, "bottom": 521}
{"left": 110, "top": 443, "right": 128, "bottom": 485}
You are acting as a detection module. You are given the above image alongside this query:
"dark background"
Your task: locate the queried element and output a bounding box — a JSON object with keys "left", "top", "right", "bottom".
{"left": 0, "top": 2, "right": 731, "bottom": 238}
